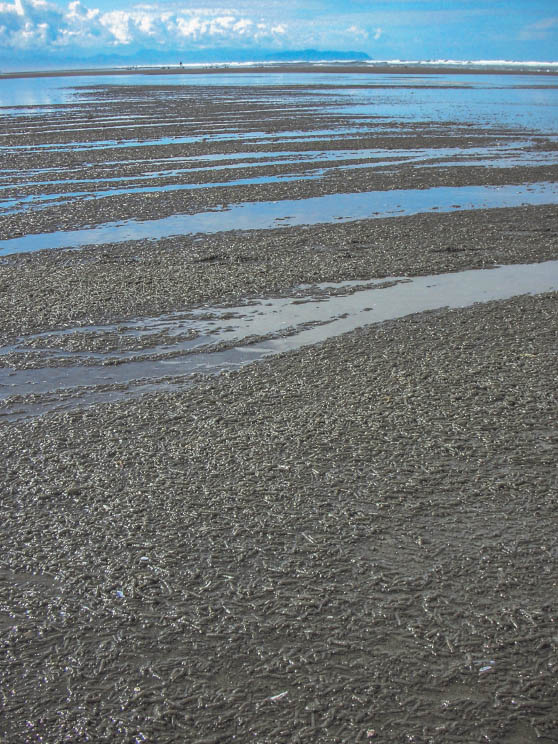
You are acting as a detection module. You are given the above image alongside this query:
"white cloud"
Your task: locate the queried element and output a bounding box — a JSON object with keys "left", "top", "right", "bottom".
{"left": 519, "top": 17, "right": 558, "bottom": 41}
{"left": 346, "top": 24, "right": 368, "bottom": 40}
{"left": 347, "top": 24, "right": 382, "bottom": 42}
{"left": 0, "top": 0, "right": 291, "bottom": 51}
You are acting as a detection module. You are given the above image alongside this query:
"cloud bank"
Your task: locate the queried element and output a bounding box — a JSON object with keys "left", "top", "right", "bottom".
{"left": 3, "top": 0, "right": 554, "bottom": 65}
{"left": 0, "top": 0, "right": 294, "bottom": 53}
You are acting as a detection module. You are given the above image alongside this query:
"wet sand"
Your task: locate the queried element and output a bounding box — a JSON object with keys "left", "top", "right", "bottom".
{"left": 2, "top": 292, "right": 557, "bottom": 743}
{"left": 1, "top": 204, "right": 558, "bottom": 340}
{"left": 1, "top": 73, "right": 557, "bottom": 742}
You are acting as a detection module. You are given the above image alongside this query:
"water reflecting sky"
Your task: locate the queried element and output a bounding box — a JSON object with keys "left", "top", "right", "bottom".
{"left": 2, "top": 182, "right": 558, "bottom": 256}
{"left": 1, "top": 72, "right": 558, "bottom": 133}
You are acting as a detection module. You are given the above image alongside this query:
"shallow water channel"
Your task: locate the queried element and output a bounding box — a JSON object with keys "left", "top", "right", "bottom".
{"left": 1, "top": 260, "right": 556, "bottom": 421}
{"left": 2, "top": 143, "right": 556, "bottom": 216}
{"left": 2, "top": 182, "right": 558, "bottom": 256}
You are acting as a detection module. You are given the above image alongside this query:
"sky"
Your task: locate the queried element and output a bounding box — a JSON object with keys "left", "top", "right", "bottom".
{"left": 0, "top": 0, "right": 557, "bottom": 65}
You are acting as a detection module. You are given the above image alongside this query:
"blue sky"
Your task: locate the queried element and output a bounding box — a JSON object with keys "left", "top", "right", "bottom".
{"left": 0, "top": 0, "right": 557, "bottom": 63}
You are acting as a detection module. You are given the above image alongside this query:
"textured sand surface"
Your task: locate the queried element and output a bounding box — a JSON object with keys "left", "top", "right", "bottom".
{"left": 1, "top": 72, "right": 557, "bottom": 743}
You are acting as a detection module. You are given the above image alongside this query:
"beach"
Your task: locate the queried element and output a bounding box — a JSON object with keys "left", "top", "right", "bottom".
{"left": 0, "top": 65, "right": 557, "bottom": 742}
{"left": 3, "top": 62, "right": 558, "bottom": 79}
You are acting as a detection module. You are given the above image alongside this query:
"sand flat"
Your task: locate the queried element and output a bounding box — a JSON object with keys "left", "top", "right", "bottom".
{"left": 0, "top": 69, "right": 557, "bottom": 743}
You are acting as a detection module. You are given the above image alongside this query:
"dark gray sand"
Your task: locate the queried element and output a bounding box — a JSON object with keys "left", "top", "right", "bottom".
{"left": 1, "top": 72, "right": 558, "bottom": 742}
{"left": 1, "top": 293, "right": 557, "bottom": 743}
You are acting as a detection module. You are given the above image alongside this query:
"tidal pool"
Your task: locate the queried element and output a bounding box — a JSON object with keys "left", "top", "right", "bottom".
{"left": 1, "top": 260, "right": 556, "bottom": 420}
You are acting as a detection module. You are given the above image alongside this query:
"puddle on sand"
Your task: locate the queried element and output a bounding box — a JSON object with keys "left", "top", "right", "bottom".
{"left": 0, "top": 276, "right": 396, "bottom": 366}
{"left": 0, "top": 260, "right": 556, "bottom": 421}
{"left": 2, "top": 181, "right": 558, "bottom": 256}
{"left": 0, "top": 127, "right": 373, "bottom": 154}
{"left": 0, "top": 171, "right": 324, "bottom": 214}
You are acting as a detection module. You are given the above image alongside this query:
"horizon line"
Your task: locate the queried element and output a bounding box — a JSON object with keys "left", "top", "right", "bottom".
{"left": 3, "top": 58, "right": 558, "bottom": 80}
